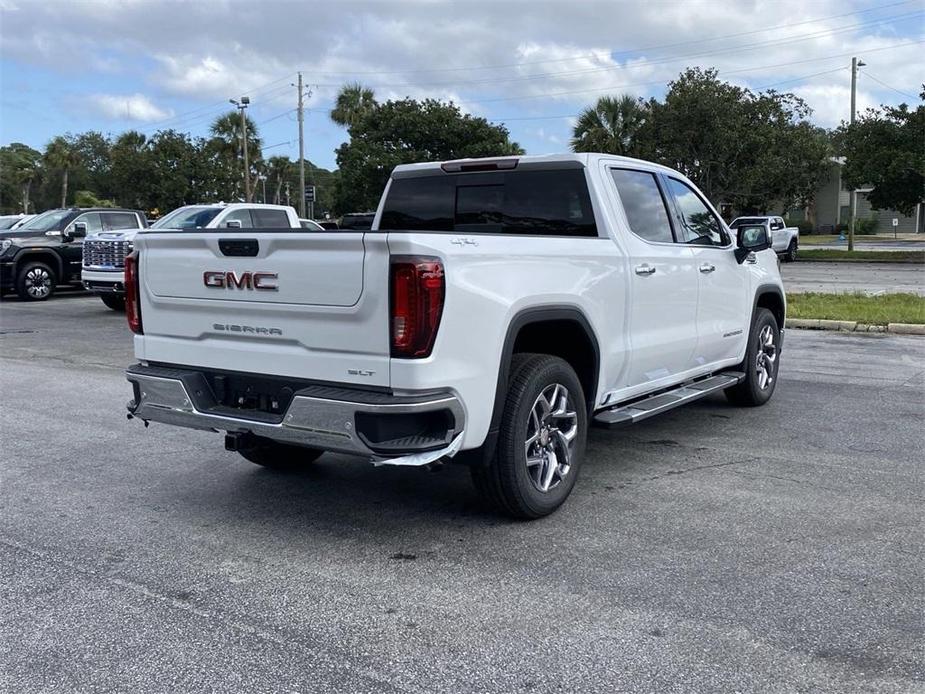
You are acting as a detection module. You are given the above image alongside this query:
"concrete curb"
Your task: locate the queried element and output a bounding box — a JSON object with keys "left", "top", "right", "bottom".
{"left": 786, "top": 318, "right": 923, "bottom": 335}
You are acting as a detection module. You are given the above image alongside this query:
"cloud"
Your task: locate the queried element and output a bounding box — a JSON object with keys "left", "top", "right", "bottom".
{"left": 2, "top": 0, "right": 921, "bottom": 134}
{"left": 87, "top": 93, "right": 173, "bottom": 122}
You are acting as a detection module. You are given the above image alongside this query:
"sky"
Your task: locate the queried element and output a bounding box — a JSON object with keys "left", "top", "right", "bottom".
{"left": 0, "top": 0, "right": 922, "bottom": 171}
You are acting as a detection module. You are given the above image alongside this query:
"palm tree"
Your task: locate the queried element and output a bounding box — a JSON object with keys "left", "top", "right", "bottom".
{"left": 210, "top": 111, "right": 262, "bottom": 201}
{"left": 330, "top": 83, "right": 377, "bottom": 129}
{"left": 44, "top": 136, "right": 81, "bottom": 208}
{"left": 266, "top": 156, "right": 293, "bottom": 205}
{"left": 570, "top": 95, "right": 649, "bottom": 156}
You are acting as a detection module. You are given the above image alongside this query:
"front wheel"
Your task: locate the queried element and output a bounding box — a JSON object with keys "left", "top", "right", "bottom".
{"left": 472, "top": 354, "right": 587, "bottom": 519}
{"left": 725, "top": 307, "right": 781, "bottom": 406}
{"left": 235, "top": 435, "right": 325, "bottom": 471}
{"left": 15, "top": 261, "right": 56, "bottom": 301}
{"left": 99, "top": 293, "right": 125, "bottom": 311}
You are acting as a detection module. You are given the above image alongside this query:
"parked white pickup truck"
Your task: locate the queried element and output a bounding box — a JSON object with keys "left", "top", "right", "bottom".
{"left": 124, "top": 154, "right": 785, "bottom": 518}
{"left": 83, "top": 203, "right": 302, "bottom": 310}
{"left": 730, "top": 215, "right": 799, "bottom": 262}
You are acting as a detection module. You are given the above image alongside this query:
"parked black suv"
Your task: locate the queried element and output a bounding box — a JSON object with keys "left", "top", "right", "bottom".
{"left": 0, "top": 207, "right": 147, "bottom": 301}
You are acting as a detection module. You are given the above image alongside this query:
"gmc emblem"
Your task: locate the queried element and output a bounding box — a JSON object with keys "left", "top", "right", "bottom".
{"left": 203, "top": 271, "right": 278, "bottom": 291}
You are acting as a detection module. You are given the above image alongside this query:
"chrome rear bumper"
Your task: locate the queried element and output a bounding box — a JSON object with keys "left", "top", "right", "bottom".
{"left": 126, "top": 364, "right": 465, "bottom": 458}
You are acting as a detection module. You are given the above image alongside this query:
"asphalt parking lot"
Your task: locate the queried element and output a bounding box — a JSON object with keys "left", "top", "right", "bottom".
{"left": 1, "top": 293, "right": 923, "bottom": 693}
{"left": 781, "top": 261, "right": 925, "bottom": 296}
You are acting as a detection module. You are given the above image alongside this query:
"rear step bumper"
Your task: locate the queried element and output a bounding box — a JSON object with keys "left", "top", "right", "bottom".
{"left": 126, "top": 363, "right": 465, "bottom": 459}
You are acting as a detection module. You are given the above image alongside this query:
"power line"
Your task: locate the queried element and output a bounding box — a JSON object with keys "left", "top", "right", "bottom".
{"left": 471, "top": 39, "right": 924, "bottom": 104}
{"left": 486, "top": 67, "right": 849, "bottom": 122}
{"left": 292, "top": 0, "right": 917, "bottom": 77}
{"left": 301, "top": 9, "right": 922, "bottom": 91}
{"left": 860, "top": 70, "right": 920, "bottom": 100}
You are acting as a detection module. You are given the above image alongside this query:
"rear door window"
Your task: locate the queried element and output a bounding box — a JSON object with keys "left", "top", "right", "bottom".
{"left": 609, "top": 169, "right": 674, "bottom": 243}
{"left": 380, "top": 169, "right": 597, "bottom": 237}
{"left": 252, "top": 209, "right": 290, "bottom": 227}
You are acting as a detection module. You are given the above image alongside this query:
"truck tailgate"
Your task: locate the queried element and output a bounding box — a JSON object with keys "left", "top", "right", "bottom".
{"left": 134, "top": 231, "right": 391, "bottom": 388}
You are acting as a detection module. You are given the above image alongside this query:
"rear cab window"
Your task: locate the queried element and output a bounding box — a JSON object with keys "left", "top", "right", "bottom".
{"left": 380, "top": 168, "right": 598, "bottom": 237}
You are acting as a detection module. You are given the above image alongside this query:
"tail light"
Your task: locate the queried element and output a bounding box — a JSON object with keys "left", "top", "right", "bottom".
{"left": 390, "top": 256, "right": 444, "bottom": 358}
{"left": 125, "top": 251, "right": 143, "bottom": 334}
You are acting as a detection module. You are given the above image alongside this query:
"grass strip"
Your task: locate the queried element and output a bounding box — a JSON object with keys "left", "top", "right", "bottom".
{"left": 798, "top": 249, "right": 925, "bottom": 263}
{"left": 786, "top": 292, "right": 925, "bottom": 325}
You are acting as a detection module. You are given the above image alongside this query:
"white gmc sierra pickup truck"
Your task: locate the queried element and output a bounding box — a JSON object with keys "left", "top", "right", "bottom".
{"left": 83, "top": 203, "right": 302, "bottom": 310}
{"left": 125, "top": 154, "right": 785, "bottom": 518}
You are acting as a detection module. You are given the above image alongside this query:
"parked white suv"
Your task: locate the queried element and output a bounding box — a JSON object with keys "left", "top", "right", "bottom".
{"left": 83, "top": 203, "right": 302, "bottom": 310}
{"left": 124, "top": 154, "right": 785, "bottom": 518}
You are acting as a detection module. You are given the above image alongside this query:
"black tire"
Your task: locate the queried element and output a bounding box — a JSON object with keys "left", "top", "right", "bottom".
{"left": 15, "top": 261, "right": 56, "bottom": 301}
{"left": 472, "top": 353, "right": 588, "bottom": 519}
{"left": 236, "top": 435, "right": 325, "bottom": 471}
{"left": 99, "top": 294, "right": 125, "bottom": 311}
{"left": 725, "top": 307, "right": 781, "bottom": 407}
{"left": 784, "top": 239, "right": 798, "bottom": 262}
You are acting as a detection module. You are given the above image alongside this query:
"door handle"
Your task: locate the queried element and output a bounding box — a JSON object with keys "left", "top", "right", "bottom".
{"left": 635, "top": 264, "right": 656, "bottom": 276}
{"left": 699, "top": 263, "right": 716, "bottom": 273}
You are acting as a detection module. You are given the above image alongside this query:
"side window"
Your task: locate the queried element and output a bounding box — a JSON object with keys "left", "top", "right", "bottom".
{"left": 222, "top": 209, "right": 254, "bottom": 228}
{"left": 665, "top": 178, "right": 728, "bottom": 247}
{"left": 610, "top": 169, "right": 674, "bottom": 244}
{"left": 69, "top": 212, "right": 102, "bottom": 234}
{"left": 100, "top": 212, "right": 139, "bottom": 231}
{"left": 251, "top": 209, "right": 290, "bottom": 227}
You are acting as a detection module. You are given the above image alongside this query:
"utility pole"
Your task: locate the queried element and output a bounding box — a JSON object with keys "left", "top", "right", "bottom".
{"left": 230, "top": 96, "right": 251, "bottom": 202}
{"left": 297, "top": 72, "right": 306, "bottom": 218}
{"left": 847, "top": 57, "right": 865, "bottom": 252}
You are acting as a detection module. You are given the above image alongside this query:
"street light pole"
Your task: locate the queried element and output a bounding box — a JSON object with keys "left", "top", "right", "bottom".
{"left": 297, "top": 72, "right": 306, "bottom": 218}
{"left": 848, "top": 57, "right": 865, "bottom": 252}
{"left": 230, "top": 96, "right": 252, "bottom": 202}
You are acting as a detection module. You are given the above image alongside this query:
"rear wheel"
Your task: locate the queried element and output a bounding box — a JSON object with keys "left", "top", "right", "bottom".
{"left": 784, "top": 239, "right": 798, "bottom": 262}
{"left": 99, "top": 294, "right": 125, "bottom": 311}
{"left": 725, "top": 307, "right": 780, "bottom": 406}
{"left": 15, "top": 261, "right": 56, "bottom": 301}
{"left": 235, "top": 435, "right": 325, "bottom": 471}
{"left": 472, "top": 354, "right": 587, "bottom": 519}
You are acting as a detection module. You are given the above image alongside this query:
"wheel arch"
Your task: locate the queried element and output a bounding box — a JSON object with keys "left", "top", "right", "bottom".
{"left": 458, "top": 305, "right": 601, "bottom": 467}
{"left": 14, "top": 250, "right": 64, "bottom": 282}
{"left": 754, "top": 284, "right": 785, "bottom": 331}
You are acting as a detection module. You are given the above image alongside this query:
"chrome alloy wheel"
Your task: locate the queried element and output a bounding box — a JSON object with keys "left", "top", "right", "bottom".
{"left": 25, "top": 267, "right": 52, "bottom": 299}
{"left": 756, "top": 324, "right": 777, "bottom": 390}
{"left": 524, "top": 383, "right": 579, "bottom": 493}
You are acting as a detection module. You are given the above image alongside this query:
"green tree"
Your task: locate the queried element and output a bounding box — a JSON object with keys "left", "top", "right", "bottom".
{"left": 0, "top": 143, "right": 42, "bottom": 214}
{"left": 110, "top": 131, "right": 151, "bottom": 210}
{"left": 148, "top": 130, "right": 212, "bottom": 212}
{"left": 74, "top": 190, "right": 116, "bottom": 207}
{"left": 570, "top": 95, "right": 650, "bottom": 156}
{"left": 209, "top": 111, "right": 263, "bottom": 201}
{"left": 265, "top": 156, "right": 293, "bottom": 205}
{"left": 835, "top": 89, "right": 924, "bottom": 215}
{"left": 638, "top": 68, "right": 830, "bottom": 212}
{"left": 70, "top": 132, "right": 113, "bottom": 200}
{"left": 44, "top": 136, "right": 82, "bottom": 208}
{"left": 330, "top": 83, "right": 378, "bottom": 128}
{"left": 335, "top": 98, "right": 523, "bottom": 213}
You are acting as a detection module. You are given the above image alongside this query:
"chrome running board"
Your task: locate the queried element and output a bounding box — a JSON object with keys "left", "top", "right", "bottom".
{"left": 593, "top": 372, "right": 745, "bottom": 428}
